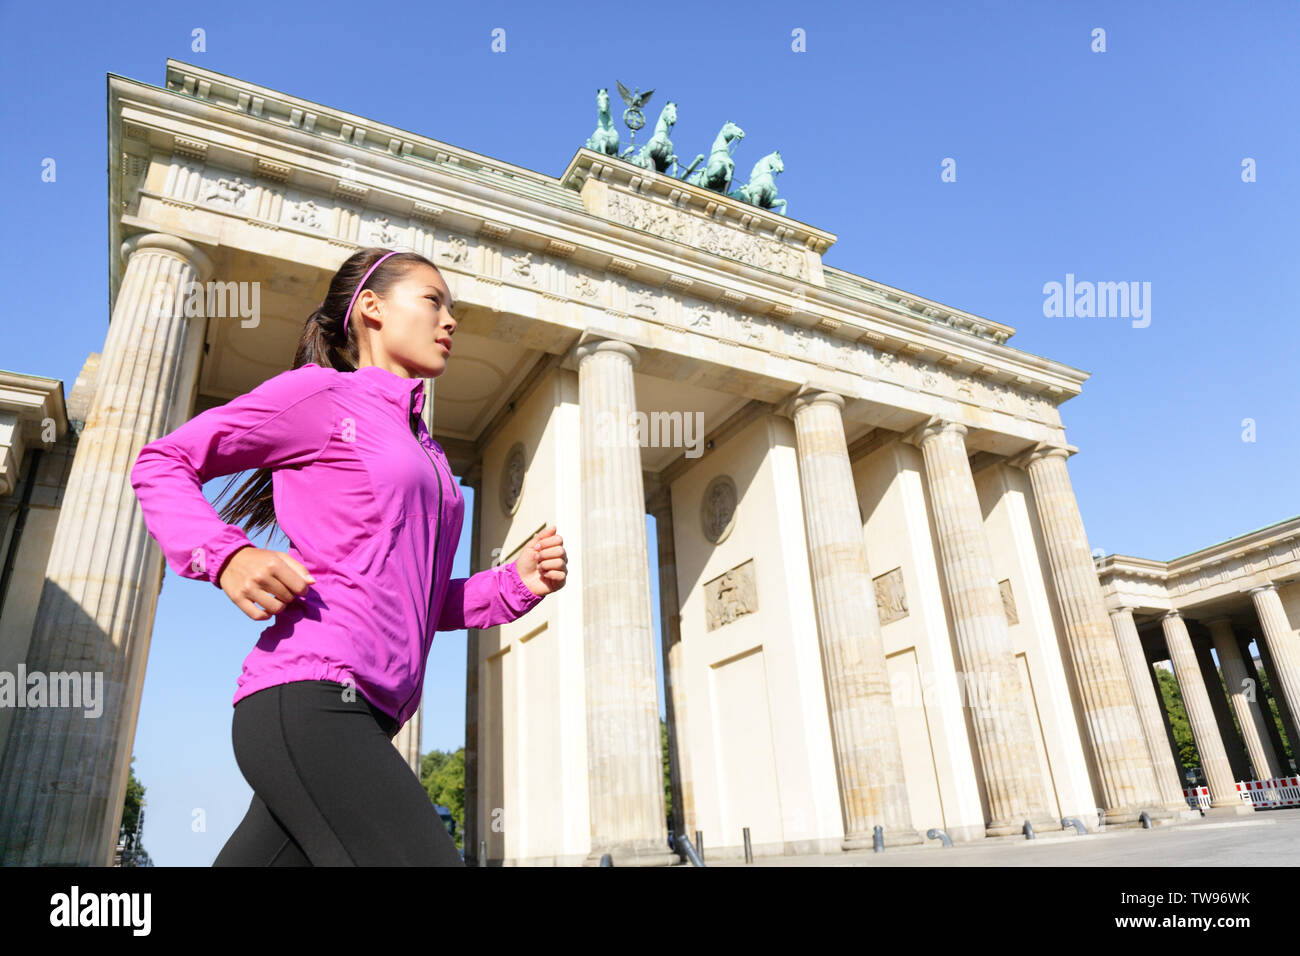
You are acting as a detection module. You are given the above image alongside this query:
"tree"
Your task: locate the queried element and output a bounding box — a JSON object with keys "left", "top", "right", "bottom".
{"left": 420, "top": 748, "right": 465, "bottom": 850}
{"left": 661, "top": 717, "right": 672, "bottom": 827}
{"left": 117, "top": 756, "right": 153, "bottom": 866}
{"left": 1155, "top": 669, "right": 1200, "bottom": 774}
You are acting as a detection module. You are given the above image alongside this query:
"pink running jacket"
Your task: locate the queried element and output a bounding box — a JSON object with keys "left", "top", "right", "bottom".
{"left": 129, "top": 361, "right": 543, "bottom": 727}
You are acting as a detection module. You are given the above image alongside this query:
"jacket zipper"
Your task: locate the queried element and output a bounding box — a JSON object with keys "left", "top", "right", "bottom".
{"left": 396, "top": 398, "right": 445, "bottom": 721}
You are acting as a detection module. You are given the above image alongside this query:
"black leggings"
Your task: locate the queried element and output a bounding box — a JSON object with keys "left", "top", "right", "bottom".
{"left": 213, "top": 679, "right": 464, "bottom": 866}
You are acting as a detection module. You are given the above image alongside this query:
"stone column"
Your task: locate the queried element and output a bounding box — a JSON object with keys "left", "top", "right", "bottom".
{"left": 779, "top": 388, "right": 921, "bottom": 849}
{"left": 1193, "top": 631, "right": 1250, "bottom": 780}
{"left": 903, "top": 418, "right": 1057, "bottom": 836}
{"left": 1249, "top": 583, "right": 1300, "bottom": 765}
{"left": 461, "top": 460, "right": 483, "bottom": 865}
{"left": 0, "top": 233, "right": 213, "bottom": 864}
{"left": 1251, "top": 624, "right": 1300, "bottom": 765}
{"left": 1160, "top": 611, "right": 1249, "bottom": 811}
{"left": 1239, "top": 631, "right": 1293, "bottom": 775}
{"left": 1107, "top": 607, "right": 1191, "bottom": 810}
{"left": 1009, "top": 443, "right": 1169, "bottom": 824}
{"left": 575, "top": 337, "right": 675, "bottom": 867}
{"left": 648, "top": 487, "right": 695, "bottom": 847}
{"left": 1207, "top": 617, "right": 1282, "bottom": 780}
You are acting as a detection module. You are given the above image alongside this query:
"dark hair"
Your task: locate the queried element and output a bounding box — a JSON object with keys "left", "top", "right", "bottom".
{"left": 214, "top": 246, "right": 441, "bottom": 539}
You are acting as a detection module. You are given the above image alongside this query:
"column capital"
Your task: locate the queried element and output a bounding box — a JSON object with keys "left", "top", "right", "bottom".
{"left": 574, "top": 334, "right": 640, "bottom": 369}
{"left": 900, "top": 415, "right": 966, "bottom": 449}
{"left": 776, "top": 384, "right": 844, "bottom": 420}
{"left": 1246, "top": 582, "right": 1278, "bottom": 597}
{"left": 1108, "top": 604, "right": 1136, "bottom": 618}
{"left": 1202, "top": 615, "right": 1235, "bottom": 628}
{"left": 120, "top": 231, "right": 215, "bottom": 283}
{"left": 1161, "top": 609, "right": 1184, "bottom": 623}
{"left": 1006, "top": 440, "right": 1077, "bottom": 471}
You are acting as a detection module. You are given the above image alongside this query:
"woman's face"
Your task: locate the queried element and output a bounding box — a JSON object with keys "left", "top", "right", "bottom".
{"left": 354, "top": 261, "right": 457, "bottom": 378}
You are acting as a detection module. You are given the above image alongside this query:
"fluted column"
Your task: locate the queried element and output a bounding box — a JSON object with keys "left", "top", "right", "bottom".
{"left": 648, "top": 488, "right": 695, "bottom": 847}
{"left": 904, "top": 419, "right": 1057, "bottom": 836}
{"left": 1239, "top": 631, "right": 1293, "bottom": 774}
{"left": 780, "top": 388, "right": 921, "bottom": 849}
{"left": 1160, "top": 611, "right": 1244, "bottom": 809}
{"left": 461, "top": 460, "right": 483, "bottom": 865}
{"left": 1107, "top": 606, "right": 1191, "bottom": 810}
{"left": 1009, "top": 443, "right": 1170, "bottom": 824}
{"left": 575, "top": 337, "right": 675, "bottom": 867}
{"left": 1193, "top": 632, "right": 1250, "bottom": 779}
{"left": 1207, "top": 617, "right": 1282, "bottom": 780}
{"left": 1251, "top": 624, "right": 1300, "bottom": 763}
{"left": 0, "top": 233, "right": 213, "bottom": 864}
{"left": 1249, "top": 583, "right": 1300, "bottom": 763}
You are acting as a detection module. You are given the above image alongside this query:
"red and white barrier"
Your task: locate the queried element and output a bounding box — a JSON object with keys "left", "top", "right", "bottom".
{"left": 1182, "top": 776, "right": 1300, "bottom": 810}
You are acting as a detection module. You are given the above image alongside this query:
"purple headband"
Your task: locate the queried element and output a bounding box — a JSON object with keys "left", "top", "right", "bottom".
{"left": 339, "top": 250, "right": 400, "bottom": 338}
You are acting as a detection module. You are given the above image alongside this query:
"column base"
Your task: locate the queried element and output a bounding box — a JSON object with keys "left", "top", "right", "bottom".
{"left": 1159, "top": 804, "right": 1210, "bottom": 825}
{"left": 985, "top": 813, "right": 1062, "bottom": 838}
{"left": 1101, "top": 804, "right": 1183, "bottom": 828}
{"left": 1203, "top": 801, "right": 1256, "bottom": 817}
{"left": 841, "top": 826, "right": 926, "bottom": 852}
{"left": 583, "top": 842, "right": 679, "bottom": 867}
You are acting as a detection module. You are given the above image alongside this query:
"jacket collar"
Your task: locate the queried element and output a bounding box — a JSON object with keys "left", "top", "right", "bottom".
{"left": 349, "top": 363, "right": 426, "bottom": 417}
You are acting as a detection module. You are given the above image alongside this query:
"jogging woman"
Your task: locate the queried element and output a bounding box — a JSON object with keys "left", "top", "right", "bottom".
{"left": 130, "top": 246, "right": 567, "bottom": 866}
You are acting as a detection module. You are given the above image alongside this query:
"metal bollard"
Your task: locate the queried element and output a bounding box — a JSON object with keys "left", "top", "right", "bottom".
{"left": 695, "top": 830, "right": 704, "bottom": 863}
{"left": 925, "top": 828, "right": 953, "bottom": 847}
{"left": 678, "top": 833, "right": 707, "bottom": 867}
{"left": 1139, "top": 810, "right": 1153, "bottom": 829}
{"left": 1061, "top": 817, "right": 1089, "bottom": 835}
{"left": 743, "top": 827, "right": 752, "bottom": 863}
{"left": 1023, "top": 819, "right": 1035, "bottom": 839}
{"left": 873, "top": 824, "right": 884, "bottom": 852}
{"left": 600, "top": 853, "right": 613, "bottom": 866}
{"left": 479, "top": 840, "right": 486, "bottom": 867}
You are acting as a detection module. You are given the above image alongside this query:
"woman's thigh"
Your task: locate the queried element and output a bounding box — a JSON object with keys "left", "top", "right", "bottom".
{"left": 213, "top": 793, "right": 310, "bottom": 866}
{"left": 229, "top": 680, "right": 463, "bottom": 867}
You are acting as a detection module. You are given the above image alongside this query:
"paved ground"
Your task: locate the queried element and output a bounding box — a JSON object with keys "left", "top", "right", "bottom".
{"left": 686, "top": 807, "right": 1300, "bottom": 866}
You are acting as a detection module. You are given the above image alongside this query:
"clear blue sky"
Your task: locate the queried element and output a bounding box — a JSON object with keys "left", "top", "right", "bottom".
{"left": 1, "top": 1, "right": 1295, "bottom": 864}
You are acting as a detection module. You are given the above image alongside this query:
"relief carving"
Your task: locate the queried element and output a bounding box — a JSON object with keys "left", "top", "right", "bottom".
{"left": 701, "top": 475, "right": 738, "bottom": 545}
{"left": 999, "top": 578, "right": 1018, "bottom": 626}
{"left": 605, "top": 189, "right": 808, "bottom": 279}
{"left": 705, "top": 558, "right": 758, "bottom": 631}
{"left": 873, "top": 567, "right": 909, "bottom": 625}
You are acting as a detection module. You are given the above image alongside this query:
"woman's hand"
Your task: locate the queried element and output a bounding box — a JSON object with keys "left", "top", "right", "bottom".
{"left": 218, "top": 545, "right": 316, "bottom": 621}
{"left": 516, "top": 525, "right": 567, "bottom": 597}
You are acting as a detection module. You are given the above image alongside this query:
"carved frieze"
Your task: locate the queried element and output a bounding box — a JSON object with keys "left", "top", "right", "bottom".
{"left": 605, "top": 189, "right": 809, "bottom": 280}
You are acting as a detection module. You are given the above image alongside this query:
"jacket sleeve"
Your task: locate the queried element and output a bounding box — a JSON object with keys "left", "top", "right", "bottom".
{"left": 436, "top": 560, "right": 544, "bottom": 631}
{"left": 128, "top": 366, "right": 337, "bottom": 589}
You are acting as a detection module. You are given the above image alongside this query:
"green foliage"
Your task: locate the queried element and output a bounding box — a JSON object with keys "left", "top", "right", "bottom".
{"left": 420, "top": 747, "right": 465, "bottom": 850}
{"left": 661, "top": 717, "right": 672, "bottom": 823}
{"left": 117, "top": 756, "right": 153, "bottom": 866}
{"left": 1155, "top": 669, "right": 1201, "bottom": 774}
